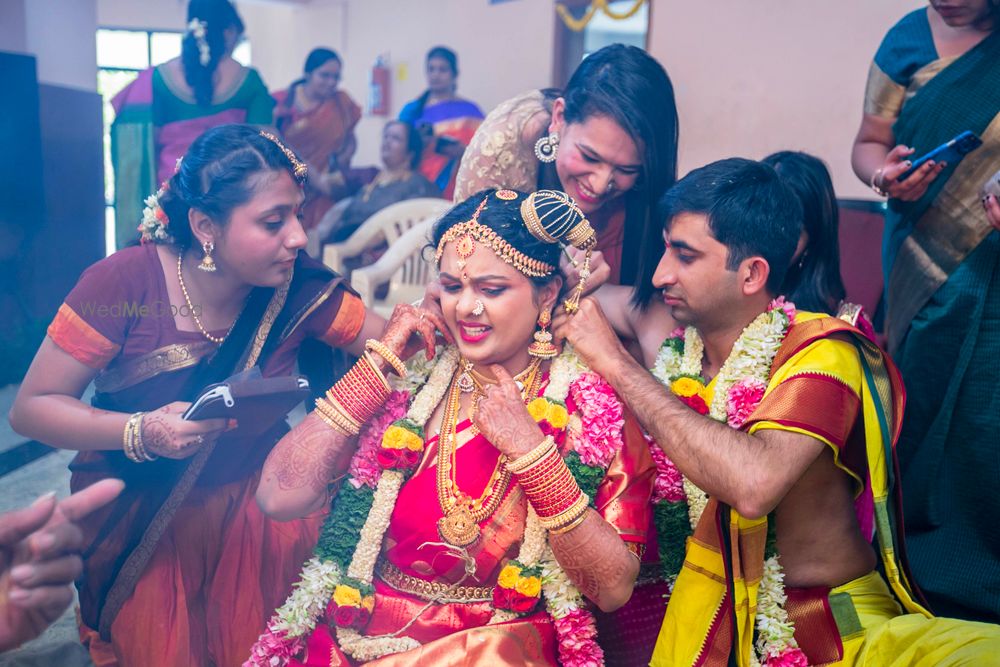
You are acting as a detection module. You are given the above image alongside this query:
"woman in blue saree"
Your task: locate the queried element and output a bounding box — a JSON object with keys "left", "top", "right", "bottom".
{"left": 850, "top": 0, "right": 1000, "bottom": 623}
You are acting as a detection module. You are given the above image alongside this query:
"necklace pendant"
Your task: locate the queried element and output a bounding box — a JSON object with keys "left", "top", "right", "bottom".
{"left": 457, "top": 362, "right": 475, "bottom": 393}
{"left": 438, "top": 506, "right": 480, "bottom": 547}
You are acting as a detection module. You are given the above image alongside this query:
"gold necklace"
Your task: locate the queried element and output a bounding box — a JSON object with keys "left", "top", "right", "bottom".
{"left": 435, "top": 358, "right": 543, "bottom": 547}
{"left": 176, "top": 252, "right": 227, "bottom": 344}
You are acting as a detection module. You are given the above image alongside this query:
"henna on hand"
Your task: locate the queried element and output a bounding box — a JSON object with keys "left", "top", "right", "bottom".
{"left": 266, "top": 415, "right": 345, "bottom": 494}
{"left": 473, "top": 366, "right": 544, "bottom": 459}
{"left": 548, "top": 510, "right": 638, "bottom": 612}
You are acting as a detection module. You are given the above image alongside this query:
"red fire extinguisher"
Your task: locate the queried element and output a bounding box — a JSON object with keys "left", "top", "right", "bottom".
{"left": 368, "top": 55, "right": 390, "bottom": 116}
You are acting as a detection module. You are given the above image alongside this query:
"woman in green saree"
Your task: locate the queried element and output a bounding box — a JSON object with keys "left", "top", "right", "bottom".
{"left": 850, "top": 0, "right": 1000, "bottom": 623}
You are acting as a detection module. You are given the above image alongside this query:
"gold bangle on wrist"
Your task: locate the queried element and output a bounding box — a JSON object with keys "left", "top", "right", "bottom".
{"left": 314, "top": 404, "right": 354, "bottom": 437}
{"left": 365, "top": 339, "right": 408, "bottom": 377}
{"left": 361, "top": 351, "right": 393, "bottom": 392}
{"left": 547, "top": 507, "right": 590, "bottom": 535}
{"left": 540, "top": 493, "right": 590, "bottom": 532}
{"left": 506, "top": 436, "right": 556, "bottom": 474}
{"left": 314, "top": 398, "right": 360, "bottom": 436}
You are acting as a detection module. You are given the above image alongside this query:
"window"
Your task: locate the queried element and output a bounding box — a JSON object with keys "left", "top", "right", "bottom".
{"left": 552, "top": 0, "right": 650, "bottom": 88}
{"left": 96, "top": 28, "right": 252, "bottom": 255}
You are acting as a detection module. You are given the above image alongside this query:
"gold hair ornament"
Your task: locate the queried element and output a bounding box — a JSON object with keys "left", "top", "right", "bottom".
{"left": 435, "top": 196, "right": 556, "bottom": 278}
{"left": 258, "top": 131, "right": 308, "bottom": 185}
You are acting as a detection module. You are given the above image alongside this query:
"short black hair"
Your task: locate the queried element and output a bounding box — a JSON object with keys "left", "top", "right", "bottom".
{"left": 658, "top": 158, "right": 802, "bottom": 293}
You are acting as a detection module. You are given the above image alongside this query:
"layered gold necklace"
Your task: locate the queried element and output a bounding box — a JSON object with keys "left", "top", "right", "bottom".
{"left": 435, "top": 358, "right": 543, "bottom": 547}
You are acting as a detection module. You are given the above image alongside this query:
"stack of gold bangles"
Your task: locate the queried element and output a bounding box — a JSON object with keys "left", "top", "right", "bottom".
{"left": 506, "top": 436, "right": 589, "bottom": 534}
{"left": 123, "top": 411, "right": 157, "bottom": 462}
{"left": 313, "top": 339, "right": 407, "bottom": 437}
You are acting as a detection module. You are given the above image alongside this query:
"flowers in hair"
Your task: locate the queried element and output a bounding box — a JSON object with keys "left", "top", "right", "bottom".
{"left": 187, "top": 18, "right": 211, "bottom": 66}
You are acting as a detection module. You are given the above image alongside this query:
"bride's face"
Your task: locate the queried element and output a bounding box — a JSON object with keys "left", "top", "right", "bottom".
{"left": 438, "top": 240, "right": 560, "bottom": 374}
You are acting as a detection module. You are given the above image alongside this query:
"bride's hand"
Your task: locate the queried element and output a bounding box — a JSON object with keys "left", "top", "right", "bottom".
{"left": 378, "top": 303, "right": 452, "bottom": 364}
{"left": 473, "top": 365, "right": 545, "bottom": 460}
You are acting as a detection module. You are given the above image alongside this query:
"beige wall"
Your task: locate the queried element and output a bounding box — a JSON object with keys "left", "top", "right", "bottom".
{"left": 648, "top": 0, "right": 924, "bottom": 198}
{"left": 337, "top": 0, "right": 556, "bottom": 165}
{"left": 2, "top": 0, "right": 98, "bottom": 91}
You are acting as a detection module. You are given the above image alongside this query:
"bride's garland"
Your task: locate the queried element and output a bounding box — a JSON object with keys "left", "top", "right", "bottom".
{"left": 648, "top": 298, "right": 809, "bottom": 667}
{"left": 246, "top": 345, "right": 625, "bottom": 667}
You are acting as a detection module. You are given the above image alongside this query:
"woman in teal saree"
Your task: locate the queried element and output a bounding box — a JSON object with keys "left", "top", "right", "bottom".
{"left": 851, "top": 0, "right": 1000, "bottom": 623}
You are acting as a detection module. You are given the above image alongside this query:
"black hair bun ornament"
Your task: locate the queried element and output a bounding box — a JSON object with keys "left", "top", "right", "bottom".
{"left": 520, "top": 189, "right": 596, "bottom": 250}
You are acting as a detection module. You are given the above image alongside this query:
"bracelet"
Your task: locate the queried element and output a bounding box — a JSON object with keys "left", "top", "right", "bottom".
{"left": 870, "top": 167, "right": 888, "bottom": 197}
{"left": 122, "top": 413, "right": 141, "bottom": 463}
{"left": 547, "top": 506, "right": 590, "bottom": 535}
{"left": 123, "top": 412, "right": 155, "bottom": 463}
{"left": 361, "top": 351, "right": 393, "bottom": 392}
{"left": 326, "top": 354, "right": 392, "bottom": 425}
{"left": 131, "top": 413, "right": 157, "bottom": 461}
{"left": 313, "top": 401, "right": 355, "bottom": 437}
{"left": 506, "top": 436, "right": 556, "bottom": 474}
{"left": 540, "top": 493, "right": 591, "bottom": 531}
{"left": 515, "top": 448, "right": 586, "bottom": 520}
{"left": 315, "top": 397, "right": 361, "bottom": 436}
{"left": 365, "top": 339, "right": 408, "bottom": 377}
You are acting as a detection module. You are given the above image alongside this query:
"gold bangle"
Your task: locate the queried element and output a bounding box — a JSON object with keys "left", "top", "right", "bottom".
{"left": 540, "top": 493, "right": 590, "bottom": 531}
{"left": 314, "top": 405, "right": 354, "bottom": 437}
{"left": 506, "top": 436, "right": 556, "bottom": 474}
{"left": 131, "top": 412, "right": 157, "bottom": 461}
{"left": 361, "top": 351, "right": 393, "bottom": 392}
{"left": 325, "top": 394, "right": 363, "bottom": 432}
{"left": 365, "top": 339, "right": 408, "bottom": 377}
{"left": 123, "top": 412, "right": 145, "bottom": 463}
{"left": 547, "top": 507, "right": 590, "bottom": 535}
{"left": 314, "top": 398, "right": 361, "bottom": 436}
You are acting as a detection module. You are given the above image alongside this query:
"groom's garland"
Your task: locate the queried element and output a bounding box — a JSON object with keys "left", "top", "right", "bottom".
{"left": 246, "top": 345, "right": 625, "bottom": 667}
{"left": 647, "top": 298, "right": 809, "bottom": 667}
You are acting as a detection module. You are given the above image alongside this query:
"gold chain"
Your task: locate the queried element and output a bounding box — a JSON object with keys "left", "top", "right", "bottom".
{"left": 176, "top": 252, "right": 227, "bottom": 344}
{"left": 435, "top": 359, "right": 543, "bottom": 544}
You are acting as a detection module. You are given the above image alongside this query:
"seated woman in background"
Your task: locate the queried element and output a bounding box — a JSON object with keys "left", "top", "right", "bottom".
{"left": 248, "top": 188, "right": 652, "bottom": 667}
{"left": 110, "top": 0, "right": 274, "bottom": 249}
{"left": 274, "top": 48, "right": 362, "bottom": 231}
{"left": 455, "top": 43, "right": 679, "bottom": 301}
{"left": 324, "top": 120, "right": 440, "bottom": 245}
{"left": 399, "top": 46, "right": 484, "bottom": 199}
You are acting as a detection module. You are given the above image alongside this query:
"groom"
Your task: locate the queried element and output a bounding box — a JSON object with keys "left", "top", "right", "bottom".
{"left": 555, "top": 158, "right": 999, "bottom": 666}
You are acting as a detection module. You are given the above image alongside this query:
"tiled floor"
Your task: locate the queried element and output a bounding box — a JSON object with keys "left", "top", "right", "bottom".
{"left": 0, "top": 384, "right": 93, "bottom": 666}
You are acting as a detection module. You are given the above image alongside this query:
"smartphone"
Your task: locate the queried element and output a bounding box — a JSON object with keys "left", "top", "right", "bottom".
{"left": 896, "top": 131, "right": 982, "bottom": 182}
{"left": 435, "top": 135, "right": 461, "bottom": 155}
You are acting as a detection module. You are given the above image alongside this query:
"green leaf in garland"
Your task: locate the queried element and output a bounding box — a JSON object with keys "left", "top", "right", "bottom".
{"left": 315, "top": 482, "right": 375, "bottom": 569}
{"left": 654, "top": 500, "right": 692, "bottom": 582}
{"left": 661, "top": 336, "right": 684, "bottom": 356}
{"left": 392, "top": 418, "right": 424, "bottom": 439}
{"left": 764, "top": 511, "right": 778, "bottom": 561}
{"left": 563, "top": 451, "right": 605, "bottom": 505}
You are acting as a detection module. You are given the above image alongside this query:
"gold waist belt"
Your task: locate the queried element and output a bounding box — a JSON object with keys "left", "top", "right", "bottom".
{"left": 377, "top": 560, "right": 493, "bottom": 604}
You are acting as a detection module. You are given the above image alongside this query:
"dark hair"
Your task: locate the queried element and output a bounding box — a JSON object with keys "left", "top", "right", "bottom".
{"left": 763, "top": 151, "right": 846, "bottom": 313}
{"left": 658, "top": 158, "right": 803, "bottom": 293}
{"left": 430, "top": 189, "right": 562, "bottom": 289}
{"left": 159, "top": 124, "right": 304, "bottom": 248}
{"left": 411, "top": 46, "right": 460, "bottom": 119}
{"left": 304, "top": 47, "right": 341, "bottom": 74}
{"left": 182, "top": 0, "right": 245, "bottom": 107}
{"left": 385, "top": 120, "right": 423, "bottom": 170}
{"left": 556, "top": 44, "right": 679, "bottom": 307}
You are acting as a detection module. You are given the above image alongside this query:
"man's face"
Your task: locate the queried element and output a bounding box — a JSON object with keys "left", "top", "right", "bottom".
{"left": 651, "top": 212, "right": 742, "bottom": 331}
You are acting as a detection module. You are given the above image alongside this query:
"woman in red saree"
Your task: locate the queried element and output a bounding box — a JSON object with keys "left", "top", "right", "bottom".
{"left": 274, "top": 48, "right": 362, "bottom": 231}
{"left": 9, "top": 125, "right": 394, "bottom": 667}
{"left": 250, "top": 189, "right": 653, "bottom": 667}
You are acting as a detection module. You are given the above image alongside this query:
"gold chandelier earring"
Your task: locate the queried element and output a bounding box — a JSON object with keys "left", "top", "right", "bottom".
{"left": 533, "top": 132, "right": 559, "bottom": 163}
{"left": 198, "top": 240, "right": 217, "bottom": 272}
{"left": 527, "top": 307, "right": 558, "bottom": 359}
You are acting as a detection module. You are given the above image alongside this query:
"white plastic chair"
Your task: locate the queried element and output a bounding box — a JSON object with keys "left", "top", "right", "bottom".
{"left": 322, "top": 197, "right": 451, "bottom": 275}
{"left": 350, "top": 219, "right": 436, "bottom": 317}
{"left": 306, "top": 197, "right": 352, "bottom": 258}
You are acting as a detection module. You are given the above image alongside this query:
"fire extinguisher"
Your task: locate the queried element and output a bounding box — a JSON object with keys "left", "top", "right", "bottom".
{"left": 367, "top": 55, "right": 390, "bottom": 116}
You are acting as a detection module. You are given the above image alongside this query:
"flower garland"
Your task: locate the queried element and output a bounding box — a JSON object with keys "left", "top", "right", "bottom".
{"left": 138, "top": 182, "right": 173, "bottom": 244}
{"left": 247, "top": 345, "right": 626, "bottom": 667}
{"left": 647, "top": 298, "right": 809, "bottom": 666}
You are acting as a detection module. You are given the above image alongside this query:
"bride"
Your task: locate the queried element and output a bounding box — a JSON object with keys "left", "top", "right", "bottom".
{"left": 250, "top": 188, "right": 653, "bottom": 667}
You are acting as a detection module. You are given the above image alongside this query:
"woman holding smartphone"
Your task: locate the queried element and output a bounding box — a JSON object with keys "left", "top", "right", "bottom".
{"left": 850, "top": 0, "right": 1000, "bottom": 624}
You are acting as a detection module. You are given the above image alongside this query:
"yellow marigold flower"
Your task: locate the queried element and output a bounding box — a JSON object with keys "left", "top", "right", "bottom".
{"left": 401, "top": 430, "right": 424, "bottom": 452}
{"left": 670, "top": 377, "right": 704, "bottom": 398}
{"left": 497, "top": 564, "right": 522, "bottom": 589}
{"left": 361, "top": 595, "right": 375, "bottom": 613}
{"left": 527, "top": 398, "right": 549, "bottom": 423}
{"left": 515, "top": 576, "right": 541, "bottom": 598}
{"left": 382, "top": 426, "right": 414, "bottom": 450}
{"left": 333, "top": 584, "right": 362, "bottom": 608}
{"left": 547, "top": 404, "right": 569, "bottom": 429}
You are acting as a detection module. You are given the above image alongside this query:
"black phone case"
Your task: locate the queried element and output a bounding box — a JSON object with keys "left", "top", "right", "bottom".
{"left": 184, "top": 376, "right": 310, "bottom": 435}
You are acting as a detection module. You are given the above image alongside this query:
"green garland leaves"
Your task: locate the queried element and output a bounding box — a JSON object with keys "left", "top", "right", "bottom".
{"left": 563, "top": 451, "right": 605, "bottom": 506}
{"left": 315, "top": 483, "right": 375, "bottom": 569}
{"left": 654, "top": 500, "right": 692, "bottom": 581}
